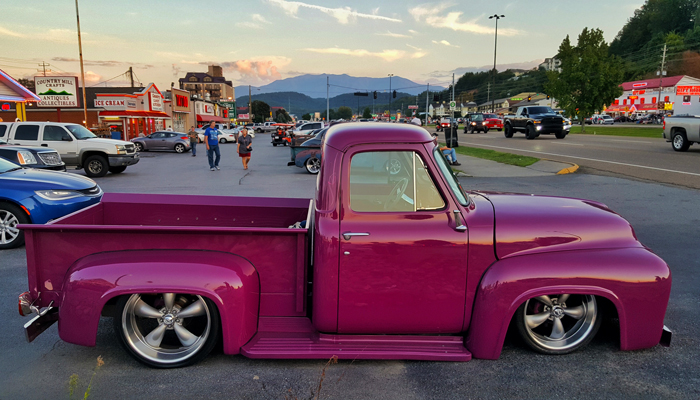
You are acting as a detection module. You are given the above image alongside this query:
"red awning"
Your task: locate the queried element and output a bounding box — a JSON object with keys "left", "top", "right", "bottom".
{"left": 606, "top": 105, "right": 627, "bottom": 112}
{"left": 99, "top": 110, "right": 171, "bottom": 118}
{"left": 635, "top": 103, "right": 659, "bottom": 111}
{"left": 196, "top": 114, "right": 227, "bottom": 122}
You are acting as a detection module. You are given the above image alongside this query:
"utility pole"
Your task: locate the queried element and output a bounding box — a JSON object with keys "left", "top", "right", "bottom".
{"left": 487, "top": 82, "right": 491, "bottom": 110}
{"left": 451, "top": 73, "right": 455, "bottom": 122}
{"left": 425, "top": 83, "right": 430, "bottom": 123}
{"left": 489, "top": 14, "right": 505, "bottom": 114}
{"left": 248, "top": 85, "right": 252, "bottom": 123}
{"left": 388, "top": 74, "right": 393, "bottom": 120}
{"left": 128, "top": 66, "right": 134, "bottom": 87}
{"left": 38, "top": 62, "right": 50, "bottom": 76}
{"left": 75, "top": 0, "right": 88, "bottom": 127}
{"left": 657, "top": 43, "right": 667, "bottom": 113}
{"left": 326, "top": 76, "right": 329, "bottom": 122}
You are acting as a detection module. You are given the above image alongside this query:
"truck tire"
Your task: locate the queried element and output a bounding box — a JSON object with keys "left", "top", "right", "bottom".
{"left": 109, "top": 166, "right": 127, "bottom": 174}
{"left": 84, "top": 155, "right": 109, "bottom": 178}
{"left": 484, "top": 127, "right": 489, "bottom": 134}
{"left": 555, "top": 130, "right": 567, "bottom": 139}
{"left": 0, "top": 203, "right": 29, "bottom": 249}
{"left": 114, "top": 293, "right": 220, "bottom": 368}
{"left": 526, "top": 125, "right": 537, "bottom": 140}
{"left": 504, "top": 124, "right": 514, "bottom": 138}
{"left": 305, "top": 157, "right": 321, "bottom": 174}
{"left": 672, "top": 132, "right": 691, "bottom": 152}
{"left": 273, "top": 143, "right": 277, "bottom": 147}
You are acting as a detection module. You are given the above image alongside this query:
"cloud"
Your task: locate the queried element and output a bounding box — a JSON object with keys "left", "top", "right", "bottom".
{"left": 51, "top": 57, "right": 154, "bottom": 69}
{"left": 376, "top": 31, "right": 410, "bottom": 38}
{"left": 0, "top": 26, "right": 25, "bottom": 38}
{"left": 432, "top": 40, "right": 459, "bottom": 48}
{"left": 265, "top": 0, "right": 401, "bottom": 24}
{"left": 251, "top": 14, "right": 271, "bottom": 23}
{"left": 198, "top": 57, "right": 292, "bottom": 82}
{"left": 236, "top": 21, "right": 262, "bottom": 29}
{"left": 410, "top": 3, "right": 523, "bottom": 36}
{"left": 304, "top": 47, "right": 424, "bottom": 62}
{"left": 406, "top": 44, "right": 422, "bottom": 51}
{"left": 408, "top": 29, "right": 419, "bottom": 34}
{"left": 408, "top": 2, "right": 452, "bottom": 21}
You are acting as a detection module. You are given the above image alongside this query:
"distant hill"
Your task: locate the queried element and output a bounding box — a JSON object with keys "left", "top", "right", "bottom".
{"left": 235, "top": 74, "right": 443, "bottom": 98}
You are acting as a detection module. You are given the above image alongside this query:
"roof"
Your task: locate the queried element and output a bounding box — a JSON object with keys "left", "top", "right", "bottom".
{"left": 620, "top": 76, "right": 685, "bottom": 91}
{"left": 0, "top": 69, "right": 41, "bottom": 102}
{"left": 179, "top": 72, "right": 232, "bottom": 86}
{"left": 324, "top": 122, "right": 432, "bottom": 151}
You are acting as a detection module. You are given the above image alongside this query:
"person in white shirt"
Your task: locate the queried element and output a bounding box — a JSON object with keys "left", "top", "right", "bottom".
{"left": 411, "top": 116, "right": 422, "bottom": 126}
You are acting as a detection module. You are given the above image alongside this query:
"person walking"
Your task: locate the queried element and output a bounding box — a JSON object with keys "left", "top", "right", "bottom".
{"left": 237, "top": 128, "right": 252, "bottom": 170}
{"left": 204, "top": 121, "right": 221, "bottom": 170}
{"left": 187, "top": 126, "right": 198, "bottom": 157}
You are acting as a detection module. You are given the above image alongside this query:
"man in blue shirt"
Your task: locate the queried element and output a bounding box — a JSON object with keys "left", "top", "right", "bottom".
{"left": 204, "top": 121, "right": 221, "bottom": 171}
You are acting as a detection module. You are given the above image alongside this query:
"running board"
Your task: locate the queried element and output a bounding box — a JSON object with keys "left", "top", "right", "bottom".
{"left": 241, "top": 318, "right": 471, "bottom": 361}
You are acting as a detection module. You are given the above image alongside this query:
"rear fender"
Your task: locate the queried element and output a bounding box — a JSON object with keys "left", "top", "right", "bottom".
{"left": 466, "top": 248, "right": 671, "bottom": 359}
{"left": 59, "top": 250, "right": 260, "bottom": 355}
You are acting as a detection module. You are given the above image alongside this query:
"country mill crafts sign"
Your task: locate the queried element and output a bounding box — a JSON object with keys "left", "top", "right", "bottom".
{"left": 34, "top": 76, "right": 79, "bottom": 107}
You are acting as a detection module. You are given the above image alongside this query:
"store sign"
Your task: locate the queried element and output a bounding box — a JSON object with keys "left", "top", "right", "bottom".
{"left": 126, "top": 100, "right": 137, "bottom": 110}
{"left": 632, "top": 90, "right": 646, "bottom": 95}
{"left": 677, "top": 86, "right": 700, "bottom": 96}
{"left": 175, "top": 94, "right": 189, "bottom": 108}
{"left": 34, "top": 76, "right": 79, "bottom": 107}
{"left": 149, "top": 92, "right": 164, "bottom": 112}
{"left": 238, "top": 113, "right": 250, "bottom": 119}
{"left": 94, "top": 98, "right": 126, "bottom": 109}
{"left": 408, "top": 105, "right": 418, "bottom": 109}
{"left": 632, "top": 83, "right": 647, "bottom": 88}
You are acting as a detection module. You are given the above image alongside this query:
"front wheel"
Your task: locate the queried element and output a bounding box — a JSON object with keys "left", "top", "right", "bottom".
{"left": 109, "top": 166, "right": 127, "bottom": 174}
{"left": 84, "top": 155, "right": 109, "bottom": 178}
{"left": 114, "top": 293, "right": 220, "bottom": 368}
{"left": 305, "top": 157, "right": 321, "bottom": 174}
{"left": 672, "top": 132, "right": 691, "bottom": 152}
{"left": 516, "top": 294, "right": 600, "bottom": 355}
{"left": 0, "top": 203, "right": 30, "bottom": 249}
{"left": 174, "top": 143, "right": 186, "bottom": 153}
{"left": 526, "top": 125, "right": 537, "bottom": 140}
{"left": 219, "top": 138, "right": 226, "bottom": 144}
{"left": 484, "top": 127, "right": 489, "bottom": 134}
{"left": 134, "top": 142, "right": 144, "bottom": 152}
{"left": 555, "top": 130, "right": 567, "bottom": 139}
{"left": 504, "top": 124, "right": 514, "bottom": 138}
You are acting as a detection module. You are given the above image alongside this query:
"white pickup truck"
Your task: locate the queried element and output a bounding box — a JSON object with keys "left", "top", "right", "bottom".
{"left": 663, "top": 115, "right": 700, "bottom": 151}
{"left": 0, "top": 122, "right": 139, "bottom": 177}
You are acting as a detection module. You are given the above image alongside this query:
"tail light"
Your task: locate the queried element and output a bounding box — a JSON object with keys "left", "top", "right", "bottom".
{"left": 181, "top": 136, "right": 188, "bottom": 140}
{"left": 663, "top": 120, "right": 665, "bottom": 130}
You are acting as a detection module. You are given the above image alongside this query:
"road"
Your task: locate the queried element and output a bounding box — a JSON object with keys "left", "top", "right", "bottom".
{"left": 1, "top": 132, "right": 699, "bottom": 399}
{"left": 445, "top": 128, "right": 700, "bottom": 188}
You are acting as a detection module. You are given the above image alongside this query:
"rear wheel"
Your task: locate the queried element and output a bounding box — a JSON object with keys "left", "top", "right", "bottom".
{"left": 174, "top": 144, "right": 186, "bottom": 153}
{"left": 109, "top": 166, "right": 127, "bottom": 174}
{"left": 672, "top": 132, "right": 691, "bottom": 152}
{"left": 305, "top": 157, "right": 321, "bottom": 174}
{"left": 526, "top": 125, "right": 537, "bottom": 140}
{"left": 504, "top": 124, "right": 514, "bottom": 138}
{"left": 273, "top": 143, "right": 277, "bottom": 147}
{"left": 84, "top": 155, "right": 108, "bottom": 178}
{"left": 115, "top": 293, "right": 220, "bottom": 368}
{"left": 0, "top": 203, "right": 29, "bottom": 249}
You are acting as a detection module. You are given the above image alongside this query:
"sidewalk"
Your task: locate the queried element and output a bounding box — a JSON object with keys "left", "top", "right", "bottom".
{"left": 450, "top": 150, "right": 578, "bottom": 178}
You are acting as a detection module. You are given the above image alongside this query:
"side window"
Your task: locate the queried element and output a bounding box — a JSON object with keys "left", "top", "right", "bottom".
{"left": 151, "top": 132, "right": 165, "bottom": 138}
{"left": 0, "top": 125, "right": 6, "bottom": 138}
{"left": 349, "top": 151, "right": 444, "bottom": 213}
{"left": 14, "top": 125, "right": 40, "bottom": 141}
{"left": 43, "top": 125, "right": 71, "bottom": 141}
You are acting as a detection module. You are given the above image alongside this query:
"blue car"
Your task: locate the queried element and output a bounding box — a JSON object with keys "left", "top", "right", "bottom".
{"left": 0, "top": 157, "right": 102, "bottom": 249}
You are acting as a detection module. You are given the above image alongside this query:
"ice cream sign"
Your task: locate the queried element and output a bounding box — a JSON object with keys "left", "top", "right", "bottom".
{"left": 34, "top": 76, "right": 79, "bottom": 107}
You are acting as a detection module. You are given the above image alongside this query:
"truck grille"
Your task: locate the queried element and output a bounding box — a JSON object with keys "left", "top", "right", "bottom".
{"left": 541, "top": 117, "right": 563, "bottom": 124}
{"left": 37, "top": 151, "right": 63, "bottom": 166}
{"left": 124, "top": 144, "right": 136, "bottom": 154}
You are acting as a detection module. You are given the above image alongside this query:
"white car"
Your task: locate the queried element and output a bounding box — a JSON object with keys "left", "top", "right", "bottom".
{"left": 598, "top": 115, "right": 615, "bottom": 125}
{"left": 197, "top": 129, "right": 237, "bottom": 144}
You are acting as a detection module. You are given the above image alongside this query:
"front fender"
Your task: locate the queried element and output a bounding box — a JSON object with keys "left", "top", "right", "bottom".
{"left": 466, "top": 247, "right": 671, "bottom": 359}
{"left": 59, "top": 250, "right": 260, "bottom": 355}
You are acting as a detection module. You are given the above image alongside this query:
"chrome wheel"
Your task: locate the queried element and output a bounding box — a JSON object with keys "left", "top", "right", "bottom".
{"left": 672, "top": 133, "right": 690, "bottom": 152}
{"left": 517, "top": 294, "right": 600, "bottom": 355}
{"left": 174, "top": 144, "right": 186, "bottom": 153}
{"left": 305, "top": 157, "right": 321, "bottom": 174}
{"left": 134, "top": 142, "right": 144, "bottom": 152}
{"left": 116, "top": 293, "right": 219, "bottom": 368}
{"left": 0, "top": 209, "right": 20, "bottom": 247}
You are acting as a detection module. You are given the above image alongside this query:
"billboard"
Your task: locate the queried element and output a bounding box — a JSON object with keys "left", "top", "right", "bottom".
{"left": 34, "top": 76, "right": 79, "bottom": 107}
{"left": 676, "top": 86, "right": 700, "bottom": 96}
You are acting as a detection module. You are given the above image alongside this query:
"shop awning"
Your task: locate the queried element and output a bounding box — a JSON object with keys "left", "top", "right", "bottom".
{"left": 99, "top": 110, "right": 171, "bottom": 118}
{"left": 196, "top": 114, "right": 227, "bottom": 122}
{"left": 605, "top": 105, "right": 627, "bottom": 112}
{"left": 0, "top": 69, "right": 41, "bottom": 102}
{"left": 635, "top": 103, "right": 659, "bottom": 111}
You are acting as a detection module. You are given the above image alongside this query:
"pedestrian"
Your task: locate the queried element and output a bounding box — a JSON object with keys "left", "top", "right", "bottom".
{"left": 187, "top": 126, "right": 198, "bottom": 157}
{"left": 237, "top": 128, "right": 252, "bottom": 170}
{"left": 411, "top": 116, "right": 422, "bottom": 126}
{"left": 204, "top": 121, "right": 220, "bottom": 171}
{"left": 431, "top": 133, "right": 460, "bottom": 166}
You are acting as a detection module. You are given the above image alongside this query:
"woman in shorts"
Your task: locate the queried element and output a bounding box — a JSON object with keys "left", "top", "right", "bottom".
{"left": 237, "top": 128, "right": 252, "bottom": 170}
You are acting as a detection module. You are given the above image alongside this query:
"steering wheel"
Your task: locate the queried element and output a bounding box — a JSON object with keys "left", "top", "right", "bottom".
{"left": 384, "top": 178, "right": 409, "bottom": 211}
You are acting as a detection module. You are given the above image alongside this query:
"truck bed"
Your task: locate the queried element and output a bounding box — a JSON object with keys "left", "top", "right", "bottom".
{"left": 22, "top": 193, "right": 312, "bottom": 317}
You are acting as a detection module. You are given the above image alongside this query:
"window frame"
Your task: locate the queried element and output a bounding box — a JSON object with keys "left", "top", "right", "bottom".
{"left": 14, "top": 125, "right": 40, "bottom": 141}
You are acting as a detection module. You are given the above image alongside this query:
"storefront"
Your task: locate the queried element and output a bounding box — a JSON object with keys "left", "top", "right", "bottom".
{"left": 95, "top": 83, "right": 171, "bottom": 140}
{"left": 169, "top": 88, "right": 193, "bottom": 132}
{"left": 194, "top": 100, "right": 227, "bottom": 127}
{"left": 608, "top": 75, "right": 700, "bottom": 116}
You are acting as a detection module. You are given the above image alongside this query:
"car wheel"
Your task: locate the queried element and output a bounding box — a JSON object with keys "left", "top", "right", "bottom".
{"left": 219, "top": 138, "right": 226, "bottom": 144}
{"left": 504, "top": 124, "right": 514, "bottom": 138}
{"left": 555, "top": 130, "right": 567, "bottom": 139}
{"left": 672, "top": 132, "right": 691, "bottom": 152}
{"left": 305, "top": 157, "right": 321, "bottom": 174}
{"left": 0, "top": 203, "right": 29, "bottom": 249}
{"left": 84, "top": 155, "right": 109, "bottom": 178}
{"left": 134, "top": 142, "right": 144, "bottom": 152}
{"left": 526, "top": 125, "right": 537, "bottom": 140}
{"left": 273, "top": 143, "right": 277, "bottom": 147}
{"left": 484, "top": 127, "right": 489, "bottom": 134}
{"left": 516, "top": 294, "right": 601, "bottom": 355}
{"left": 256, "top": 129, "right": 262, "bottom": 133}
{"left": 174, "top": 144, "right": 186, "bottom": 153}
{"left": 114, "top": 293, "right": 220, "bottom": 368}
{"left": 109, "top": 166, "right": 127, "bottom": 174}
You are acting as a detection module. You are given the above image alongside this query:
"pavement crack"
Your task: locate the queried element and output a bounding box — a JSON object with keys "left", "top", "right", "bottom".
{"left": 239, "top": 171, "right": 250, "bottom": 185}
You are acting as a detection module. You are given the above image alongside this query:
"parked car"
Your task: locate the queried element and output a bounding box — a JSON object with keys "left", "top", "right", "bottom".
{"left": 598, "top": 115, "right": 615, "bottom": 125}
{"left": 0, "top": 157, "right": 102, "bottom": 249}
{"left": 294, "top": 122, "right": 324, "bottom": 135}
{"left": 18, "top": 123, "right": 671, "bottom": 368}
{"left": 131, "top": 131, "right": 191, "bottom": 153}
{"left": 288, "top": 128, "right": 327, "bottom": 174}
{"left": 0, "top": 122, "right": 139, "bottom": 178}
{"left": 614, "top": 116, "right": 632, "bottom": 123}
{"left": 0, "top": 141, "right": 66, "bottom": 171}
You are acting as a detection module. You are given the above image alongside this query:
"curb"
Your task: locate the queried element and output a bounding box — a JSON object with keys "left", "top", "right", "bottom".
{"left": 556, "top": 163, "right": 579, "bottom": 175}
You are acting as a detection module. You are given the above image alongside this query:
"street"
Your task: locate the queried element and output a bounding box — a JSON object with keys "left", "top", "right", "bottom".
{"left": 1, "top": 132, "right": 699, "bottom": 399}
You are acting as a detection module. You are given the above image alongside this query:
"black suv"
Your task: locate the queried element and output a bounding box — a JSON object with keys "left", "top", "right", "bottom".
{"left": 504, "top": 106, "right": 565, "bottom": 140}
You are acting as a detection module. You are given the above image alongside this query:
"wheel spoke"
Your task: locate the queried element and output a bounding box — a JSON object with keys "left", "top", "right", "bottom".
{"left": 558, "top": 294, "right": 570, "bottom": 304}
{"left": 535, "top": 295, "right": 553, "bottom": 307}
{"left": 145, "top": 324, "right": 167, "bottom": 347}
{"left": 550, "top": 318, "right": 565, "bottom": 340}
{"left": 178, "top": 299, "right": 206, "bottom": 318}
{"left": 134, "top": 298, "right": 163, "bottom": 318}
{"left": 526, "top": 311, "right": 551, "bottom": 329}
{"left": 163, "top": 293, "right": 175, "bottom": 311}
{"left": 563, "top": 305, "right": 585, "bottom": 320}
{"left": 173, "top": 323, "right": 199, "bottom": 347}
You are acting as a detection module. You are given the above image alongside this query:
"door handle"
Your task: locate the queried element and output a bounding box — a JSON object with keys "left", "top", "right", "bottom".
{"left": 41, "top": 144, "right": 48, "bottom": 147}
{"left": 342, "top": 232, "right": 369, "bottom": 240}
{"left": 453, "top": 210, "right": 467, "bottom": 232}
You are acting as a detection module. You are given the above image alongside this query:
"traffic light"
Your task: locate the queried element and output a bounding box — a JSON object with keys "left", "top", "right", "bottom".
{"left": 393, "top": 90, "right": 396, "bottom": 98}
{"left": 546, "top": 94, "right": 550, "bottom": 100}
{"left": 373, "top": 91, "right": 377, "bottom": 99}
{"left": 527, "top": 96, "right": 532, "bottom": 101}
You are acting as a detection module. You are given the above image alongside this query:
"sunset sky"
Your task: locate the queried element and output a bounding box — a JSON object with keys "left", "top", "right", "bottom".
{"left": 0, "top": 0, "right": 644, "bottom": 94}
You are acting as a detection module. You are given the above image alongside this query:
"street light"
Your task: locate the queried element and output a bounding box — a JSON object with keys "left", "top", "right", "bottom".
{"left": 388, "top": 74, "right": 394, "bottom": 120}
{"left": 489, "top": 14, "right": 504, "bottom": 114}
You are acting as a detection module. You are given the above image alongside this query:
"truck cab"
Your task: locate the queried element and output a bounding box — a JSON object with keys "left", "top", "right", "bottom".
{"left": 504, "top": 106, "right": 566, "bottom": 140}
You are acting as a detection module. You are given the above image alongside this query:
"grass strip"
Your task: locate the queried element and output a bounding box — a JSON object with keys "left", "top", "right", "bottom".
{"left": 569, "top": 125, "right": 663, "bottom": 138}
{"left": 443, "top": 143, "right": 540, "bottom": 167}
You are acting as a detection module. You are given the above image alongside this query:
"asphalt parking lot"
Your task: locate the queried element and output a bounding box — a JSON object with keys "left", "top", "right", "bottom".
{"left": 1, "top": 133, "right": 699, "bottom": 399}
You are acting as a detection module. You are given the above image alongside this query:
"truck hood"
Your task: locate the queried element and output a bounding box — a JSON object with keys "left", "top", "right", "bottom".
{"left": 480, "top": 193, "right": 641, "bottom": 259}
{"left": 84, "top": 137, "right": 133, "bottom": 146}
{"left": 530, "top": 112, "right": 560, "bottom": 119}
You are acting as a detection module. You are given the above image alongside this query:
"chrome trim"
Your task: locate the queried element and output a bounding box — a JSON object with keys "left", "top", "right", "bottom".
{"left": 342, "top": 232, "right": 370, "bottom": 240}
{"left": 453, "top": 210, "right": 467, "bottom": 232}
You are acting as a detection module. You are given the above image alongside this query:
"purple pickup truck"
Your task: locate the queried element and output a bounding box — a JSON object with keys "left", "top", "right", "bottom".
{"left": 18, "top": 123, "right": 672, "bottom": 368}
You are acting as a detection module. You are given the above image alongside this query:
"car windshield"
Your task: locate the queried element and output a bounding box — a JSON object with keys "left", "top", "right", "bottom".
{"left": 66, "top": 124, "right": 97, "bottom": 140}
{"left": 433, "top": 147, "right": 469, "bottom": 206}
{"left": 483, "top": 114, "right": 497, "bottom": 119}
{"left": 528, "top": 107, "right": 555, "bottom": 114}
{"left": 471, "top": 114, "right": 484, "bottom": 121}
{"left": 0, "top": 156, "right": 21, "bottom": 173}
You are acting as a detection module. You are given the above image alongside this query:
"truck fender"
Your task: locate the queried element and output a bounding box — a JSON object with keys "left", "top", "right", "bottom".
{"left": 465, "top": 247, "right": 671, "bottom": 360}
{"left": 58, "top": 250, "right": 260, "bottom": 355}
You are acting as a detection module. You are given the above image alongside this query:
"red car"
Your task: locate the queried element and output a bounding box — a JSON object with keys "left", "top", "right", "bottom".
{"left": 483, "top": 113, "right": 504, "bottom": 131}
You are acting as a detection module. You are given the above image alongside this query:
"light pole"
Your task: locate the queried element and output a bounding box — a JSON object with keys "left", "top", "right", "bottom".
{"left": 388, "top": 74, "right": 393, "bottom": 120}
{"left": 489, "top": 14, "right": 504, "bottom": 114}
{"left": 75, "top": 0, "right": 88, "bottom": 126}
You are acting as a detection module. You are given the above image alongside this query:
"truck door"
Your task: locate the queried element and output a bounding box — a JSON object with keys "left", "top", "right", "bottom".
{"left": 338, "top": 147, "right": 468, "bottom": 334}
{"left": 41, "top": 125, "right": 79, "bottom": 164}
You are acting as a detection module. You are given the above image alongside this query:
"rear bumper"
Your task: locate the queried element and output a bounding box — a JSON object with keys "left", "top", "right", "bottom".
{"left": 108, "top": 154, "right": 140, "bottom": 166}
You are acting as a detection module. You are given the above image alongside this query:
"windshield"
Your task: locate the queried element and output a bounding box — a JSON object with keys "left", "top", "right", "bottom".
{"left": 66, "top": 124, "right": 97, "bottom": 140}
{"left": 433, "top": 147, "right": 469, "bottom": 206}
{"left": 483, "top": 114, "right": 497, "bottom": 119}
{"left": 0, "top": 157, "right": 21, "bottom": 173}
{"left": 471, "top": 114, "right": 484, "bottom": 122}
{"left": 528, "top": 107, "right": 555, "bottom": 114}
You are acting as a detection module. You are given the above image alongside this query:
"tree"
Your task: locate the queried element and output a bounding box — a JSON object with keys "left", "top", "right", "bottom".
{"left": 302, "top": 113, "right": 311, "bottom": 121}
{"left": 545, "top": 28, "right": 624, "bottom": 132}
{"left": 336, "top": 106, "right": 353, "bottom": 120}
{"left": 251, "top": 100, "right": 270, "bottom": 123}
{"left": 362, "top": 107, "right": 372, "bottom": 119}
{"left": 275, "top": 108, "right": 292, "bottom": 123}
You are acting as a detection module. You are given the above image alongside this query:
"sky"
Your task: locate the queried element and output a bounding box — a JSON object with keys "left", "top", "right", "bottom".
{"left": 0, "top": 0, "right": 645, "bottom": 95}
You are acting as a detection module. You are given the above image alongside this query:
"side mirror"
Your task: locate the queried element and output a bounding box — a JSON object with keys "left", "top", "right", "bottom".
{"left": 61, "top": 135, "right": 73, "bottom": 141}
